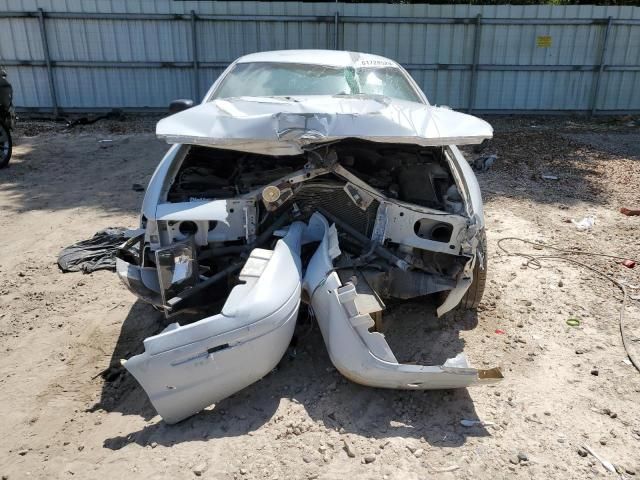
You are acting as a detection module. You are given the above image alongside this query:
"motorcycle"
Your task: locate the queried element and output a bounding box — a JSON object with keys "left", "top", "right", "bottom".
{"left": 0, "top": 66, "right": 16, "bottom": 168}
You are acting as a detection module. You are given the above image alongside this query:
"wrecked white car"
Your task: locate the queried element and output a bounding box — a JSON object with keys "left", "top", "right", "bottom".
{"left": 116, "top": 50, "right": 502, "bottom": 424}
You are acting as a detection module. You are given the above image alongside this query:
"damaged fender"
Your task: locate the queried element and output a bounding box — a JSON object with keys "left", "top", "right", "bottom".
{"left": 123, "top": 222, "right": 305, "bottom": 424}
{"left": 303, "top": 213, "right": 502, "bottom": 389}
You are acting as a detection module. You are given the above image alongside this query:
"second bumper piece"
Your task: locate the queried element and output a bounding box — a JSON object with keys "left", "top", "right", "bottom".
{"left": 303, "top": 213, "right": 503, "bottom": 390}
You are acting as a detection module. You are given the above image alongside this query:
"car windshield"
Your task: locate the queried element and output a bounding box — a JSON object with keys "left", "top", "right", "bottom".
{"left": 212, "top": 62, "right": 423, "bottom": 103}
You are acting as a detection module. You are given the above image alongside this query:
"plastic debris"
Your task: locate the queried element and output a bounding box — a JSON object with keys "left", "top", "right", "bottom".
{"left": 566, "top": 318, "right": 581, "bottom": 327}
{"left": 495, "top": 329, "right": 506, "bottom": 334}
{"left": 460, "top": 419, "right": 495, "bottom": 427}
{"left": 541, "top": 174, "right": 558, "bottom": 180}
{"left": 57, "top": 227, "right": 132, "bottom": 273}
{"left": 622, "top": 259, "right": 636, "bottom": 269}
{"left": 571, "top": 216, "right": 595, "bottom": 231}
{"left": 581, "top": 444, "right": 616, "bottom": 474}
{"left": 472, "top": 154, "right": 497, "bottom": 172}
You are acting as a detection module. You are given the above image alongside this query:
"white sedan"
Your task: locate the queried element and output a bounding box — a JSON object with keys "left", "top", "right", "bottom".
{"left": 116, "top": 50, "right": 501, "bottom": 424}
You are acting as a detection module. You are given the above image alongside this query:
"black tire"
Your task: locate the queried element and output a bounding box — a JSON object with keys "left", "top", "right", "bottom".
{"left": 459, "top": 229, "right": 487, "bottom": 309}
{"left": 0, "top": 122, "right": 11, "bottom": 169}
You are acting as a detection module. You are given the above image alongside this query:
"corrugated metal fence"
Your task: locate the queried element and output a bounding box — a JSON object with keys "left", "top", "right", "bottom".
{"left": 1, "top": 1, "right": 640, "bottom": 114}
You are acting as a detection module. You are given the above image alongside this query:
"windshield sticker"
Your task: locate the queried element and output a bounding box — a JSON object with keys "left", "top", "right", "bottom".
{"left": 356, "top": 59, "right": 397, "bottom": 68}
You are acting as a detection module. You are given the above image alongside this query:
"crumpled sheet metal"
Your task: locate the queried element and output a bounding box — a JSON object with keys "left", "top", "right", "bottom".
{"left": 156, "top": 96, "right": 493, "bottom": 155}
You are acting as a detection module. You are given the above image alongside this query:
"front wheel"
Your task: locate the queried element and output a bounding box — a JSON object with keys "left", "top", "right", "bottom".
{"left": 0, "top": 122, "right": 11, "bottom": 168}
{"left": 459, "top": 229, "right": 487, "bottom": 309}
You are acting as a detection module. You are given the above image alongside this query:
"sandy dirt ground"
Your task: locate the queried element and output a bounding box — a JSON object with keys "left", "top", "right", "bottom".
{"left": 1, "top": 115, "right": 639, "bottom": 480}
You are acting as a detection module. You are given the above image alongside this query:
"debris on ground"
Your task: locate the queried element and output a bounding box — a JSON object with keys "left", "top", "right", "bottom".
{"left": 460, "top": 419, "right": 495, "bottom": 427}
{"left": 581, "top": 444, "right": 617, "bottom": 474}
{"left": 620, "top": 207, "right": 640, "bottom": 216}
{"left": 571, "top": 216, "right": 595, "bottom": 230}
{"left": 472, "top": 154, "right": 497, "bottom": 172}
{"left": 57, "top": 227, "right": 131, "bottom": 273}
{"left": 65, "top": 109, "right": 125, "bottom": 129}
{"left": 343, "top": 439, "right": 357, "bottom": 458}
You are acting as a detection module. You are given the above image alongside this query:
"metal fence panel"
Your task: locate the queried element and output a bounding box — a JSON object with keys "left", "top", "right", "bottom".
{"left": 1, "top": 0, "right": 639, "bottom": 113}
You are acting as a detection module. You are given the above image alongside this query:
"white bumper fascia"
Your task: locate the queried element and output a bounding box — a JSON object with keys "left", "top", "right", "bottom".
{"left": 123, "top": 222, "right": 305, "bottom": 424}
{"left": 303, "top": 213, "right": 502, "bottom": 390}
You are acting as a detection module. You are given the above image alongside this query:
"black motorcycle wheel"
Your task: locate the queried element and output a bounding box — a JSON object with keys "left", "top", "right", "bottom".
{"left": 0, "top": 122, "right": 11, "bottom": 168}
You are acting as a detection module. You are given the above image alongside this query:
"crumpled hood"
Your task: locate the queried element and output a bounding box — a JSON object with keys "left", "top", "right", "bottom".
{"left": 156, "top": 95, "right": 493, "bottom": 155}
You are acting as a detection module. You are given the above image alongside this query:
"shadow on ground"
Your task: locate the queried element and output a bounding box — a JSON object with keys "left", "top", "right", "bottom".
{"left": 463, "top": 117, "right": 640, "bottom": 207}
{"left": 1, "top": 130, "right": 168, "bottom": 214}
{"left": 101, "top": 299, "right": 489, "bottom": 451}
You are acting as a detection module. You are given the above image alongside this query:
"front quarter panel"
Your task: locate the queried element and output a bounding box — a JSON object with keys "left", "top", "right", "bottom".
{"left": 446, "top": 145, "right": 484, "bottom": 230}
{"left": 141, "top": 144, "right": 184, "bottom": 223}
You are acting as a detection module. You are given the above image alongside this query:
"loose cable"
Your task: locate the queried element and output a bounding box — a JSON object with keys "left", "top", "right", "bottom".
{"left": 497, "top": 237, "right": 640, "bottom": 374}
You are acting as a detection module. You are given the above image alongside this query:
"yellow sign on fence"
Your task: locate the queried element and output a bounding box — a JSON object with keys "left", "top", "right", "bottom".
{"left": 536, "top": 35, "right": 553, "bottom": 48}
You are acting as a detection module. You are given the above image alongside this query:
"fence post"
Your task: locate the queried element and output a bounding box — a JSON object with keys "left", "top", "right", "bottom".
{"left": 591, "top": 16, "right": 612, "bottom": 116}
{"left": 468, "top": 13, "right": 482, "bottom": 114}
{"left": 37, "top": 8, "right": 59, "bottom": 116}
{"left": 190, "top": 10, "right": 200, "bottom": 101}
{"left": 334, "top": 11, "right": 339, "bottom": 50}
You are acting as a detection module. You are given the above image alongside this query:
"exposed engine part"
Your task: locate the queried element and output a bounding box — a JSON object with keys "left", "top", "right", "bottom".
{"left": 397, "top": 163, "right": 449, "bottom": 209}
{"left": 317, "top": 206, "right": 410, "bottom": 271}
{"left": 157, "top": 140, "right": 473, "bottom": 309}
{"left": 168, "top": 143, "right": 461, "bottom": 215}
{"left": 332, "top": 142, "right": 454, "bottom": 211}
{"left": 291, "top": 181, "right": 379, "bottom": 236}
{"left": 262, "top": 185, "right": 281, "bottom": 203}
{"left": 168, "top": 146, "right": 304, "bottom": 202}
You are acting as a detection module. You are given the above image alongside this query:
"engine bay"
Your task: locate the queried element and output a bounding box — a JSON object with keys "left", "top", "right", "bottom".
{"left": 125, "top": 140, "right": 477, "bottom": 319}
{"left": 168, "top": 141, "right": 464, "bottom": 214}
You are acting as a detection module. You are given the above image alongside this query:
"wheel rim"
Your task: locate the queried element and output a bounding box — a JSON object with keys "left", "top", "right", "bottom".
{"left": 0, "top": 124, "right": 9, "bottom": 161}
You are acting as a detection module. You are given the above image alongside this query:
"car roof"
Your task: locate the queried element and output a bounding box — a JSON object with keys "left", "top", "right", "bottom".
{"left": 235, "top": 50, "right": 401, "bottom": 68}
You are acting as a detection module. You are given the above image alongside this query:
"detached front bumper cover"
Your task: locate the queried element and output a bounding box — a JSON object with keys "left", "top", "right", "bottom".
{"left": 122, "top": 222, "right": 306, "bottom": 424}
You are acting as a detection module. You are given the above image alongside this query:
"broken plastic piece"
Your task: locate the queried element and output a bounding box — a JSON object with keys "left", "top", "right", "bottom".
{"left": 303, "top": 213, "right": 503, "bottom": 390}
{"left": 581, "top": 445, "right": 616, "bottom": 473}
{"left": 571, "top": 216, "right": 595, "bottom": 231}
{"left": 460, "top": 419, "right": 495, "bottom": 427}
{"left": 123, "top": 222, "right": 306, "bottom": 424}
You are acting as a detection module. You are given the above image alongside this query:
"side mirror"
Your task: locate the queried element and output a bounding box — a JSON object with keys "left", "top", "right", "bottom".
{"left": 169, "top": 99, "right": 194, "bottom": 114}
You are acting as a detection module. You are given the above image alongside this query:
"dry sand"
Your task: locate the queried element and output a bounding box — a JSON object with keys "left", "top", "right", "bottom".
{"left": 0, "top": 115, "right": 639, "bottom": 479}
